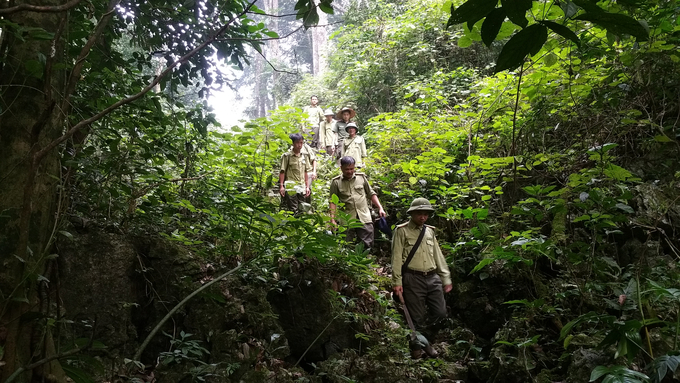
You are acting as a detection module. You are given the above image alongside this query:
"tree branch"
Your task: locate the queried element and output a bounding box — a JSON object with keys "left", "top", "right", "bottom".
{"left": 246, "top": 11, "right": 298, "bottom": 18}
{"left": 60, "top": 0, "right": 120, "bottom": 117}
{"left": 0, "top": 0, "right": 82, "bottom": 15}
{"left": 255, "top": 49, "right": 300, "bottom": 75}
{"left": 35, "top": 0, "right": 259, "bottom": 164}
{"left": 3, "top": 321, "right": 95, "bottom": 383}
{"left": 133, "top": 263, "right": 244, "bottom": 361}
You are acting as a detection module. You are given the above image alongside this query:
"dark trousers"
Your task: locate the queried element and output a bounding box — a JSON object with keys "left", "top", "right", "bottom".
{"left": 281, "top": 193, "right": 305, "bottom": 215}
{"left": 346, "top": 222, "right": 374, "bottom": 251}
{"left": 402, "top": 272, "right": 447, "bottom": 334}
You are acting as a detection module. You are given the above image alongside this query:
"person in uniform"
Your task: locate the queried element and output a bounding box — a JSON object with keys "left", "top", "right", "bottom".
{"left": 335, "top": 106, "right": 355, "bottom": 159}
{"left": 299, "top": 138, "right": 318, "bottom": 204}
{"left": 319, "top": 109, "right": 338, "bottom": 156}
{"left": 302, "top": 95, "right": 324, "bottom": 149}
{"left": 279, "top": 133, "right": 312, "bottom": 215}
{"left": 342, "top": 122, "right": 367, "bottom": 168}
{"left": 329, "top": 156, "right": 386, "bottom": 250}
{"left": 391, "top": 198, "right": 452, "bottom": 358}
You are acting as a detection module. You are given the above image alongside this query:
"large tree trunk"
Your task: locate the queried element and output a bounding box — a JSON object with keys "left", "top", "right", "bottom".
{"left": 310, "top": 0, "right": 328, "bottom": 75}
{"left": 0, "top": 2, "right": 67, "bottom": 381}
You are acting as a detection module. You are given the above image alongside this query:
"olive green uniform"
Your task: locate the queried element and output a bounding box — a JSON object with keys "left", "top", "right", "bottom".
{"left": 280, "top": 150, "right": 312, "bottom": 214}
{"left": 303, "top": 105, "right": 324, "bottom": 148}
{"left": 335, "top": 121, "right": 351, "bottom": 158}
{"left": 392, "top": 221, "right": 451, "bottom": 332}
{"left": 319, "top": 119, "right": 338, "bottom": 152}
{"left": 329, "top": 172, "right": 376, "bottom": 249}
{"left": 343, "top": 135, "right": 367, "bottom": 168}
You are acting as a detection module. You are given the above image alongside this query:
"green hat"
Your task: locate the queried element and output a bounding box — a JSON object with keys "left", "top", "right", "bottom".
{"left": 345, "top": 122, "right": 358, "bottom": 133}
{"left": 407, "top": 198, "right": 435, "bottom": 213}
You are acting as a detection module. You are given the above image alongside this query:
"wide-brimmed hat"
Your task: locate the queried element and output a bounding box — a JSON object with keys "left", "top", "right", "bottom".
{"left": 345, "top": 122, "right": 358, "bottom": 133}
{"left": 407, "top": 198, "right": 435, "bottom": 213}
{"left": 336, "top": 106, "right": 356, "bottom": 120}
{"left": 323, "top": 108, "right": 335, "bottom": 116}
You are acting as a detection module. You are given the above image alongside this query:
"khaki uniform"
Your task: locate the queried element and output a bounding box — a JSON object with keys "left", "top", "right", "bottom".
{"left": 280, "top": 150, "right": 312, "bottom": 214}
{"left": 303, "top": 105, "right": 324, "bottom": 148}
{"left": 343, "top": 135, "right": 367, "bottom": 168}
{"left": 319, "top": 119, "right": 338, "bottom": 151}
{"left": 335, "top": 121, "right": 351, "bottom": 158}
{"left": 330, "top": 172, "right": 376, "bottom": 249}
{"left": 391, "top": 221, "right": 451, "bottom": 333}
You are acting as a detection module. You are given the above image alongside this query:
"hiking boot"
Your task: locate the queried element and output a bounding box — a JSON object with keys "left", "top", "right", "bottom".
{"left": 410, "top": 349, "right": 425, "bottom": 359}
{"left": 423, "top": 344, "right": 438, "bottom": 358}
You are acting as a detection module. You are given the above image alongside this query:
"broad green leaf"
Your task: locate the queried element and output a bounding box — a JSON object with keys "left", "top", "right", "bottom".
{"left": 575, "top": 12, "right": 649, "bottom": 41}
{"left": 319, "top": 2, "right": 334, "bottom": 14}
{"left": 447, "top": 0, "right": 498, "bottom": 29}
{"left": 572, "top": 0, "right": 604, "bottom": 14}
{"left": 540, "top": 20, "right": 581, "bottom": 46}
{"left": 501, "top": 0, "right": 531, "bottom": 28}
{"left": 481, "top": 8, "right": 506, "bottom": 47}
{"left": 543, "top": 52, "right": 558, "bottom": 66}
{"left": 654, "top": 134, "right": 672, "bottom": 142}
{"left": 495, "top": 24, "right": 548, "bottom": 72}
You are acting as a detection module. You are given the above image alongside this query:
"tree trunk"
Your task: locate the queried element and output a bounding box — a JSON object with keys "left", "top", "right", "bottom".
{"left": 310, "top": 0, "right": 328, "bottom": 75}
{"left": 1, "top": 2, "right": 72, "bottom": 381}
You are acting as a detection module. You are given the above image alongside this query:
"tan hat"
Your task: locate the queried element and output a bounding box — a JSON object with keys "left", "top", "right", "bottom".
{"left": 323, "top": 108, "right": 335, "bottom": 116}
{"left": 345, "top": 122, "right": 358, "bottom": 133}
{"left": 407, "top": 198, "right": 435, "bottom": 213}
{"left": 336, "top": 106, "right": 356, "bottom": 120}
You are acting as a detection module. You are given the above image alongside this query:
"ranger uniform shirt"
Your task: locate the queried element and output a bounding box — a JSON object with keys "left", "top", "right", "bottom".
{"left": 303, "top": 105, "right": 324, "bottom": 127}
{"left": 319, "top": 119, "right": 338, "bottom": 148}
{"left": 329, "top": 173, "right": 376, "bottom": 224}
{"left": 301, "top": 143, "right": 317, "bottom": 164}
{"left": 280, "top": 151, "right": 311, "bottom": 183}
{"left": 343, "top": 135, "right": 367, "bottom": 167}
{"left": 336, "top": 121, "right": 350, "bottom": 140}
{"left": 391, "top": 221, "right": 452, "bottom": 287}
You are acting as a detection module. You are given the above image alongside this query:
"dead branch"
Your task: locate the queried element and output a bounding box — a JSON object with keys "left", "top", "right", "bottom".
{"left": 0, "top": 0, "right": 82, "bottom": 15}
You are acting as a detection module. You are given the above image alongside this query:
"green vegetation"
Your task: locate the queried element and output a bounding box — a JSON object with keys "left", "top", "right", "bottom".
{"left": 2, "top": 0, "right": 680, "bottom": 381}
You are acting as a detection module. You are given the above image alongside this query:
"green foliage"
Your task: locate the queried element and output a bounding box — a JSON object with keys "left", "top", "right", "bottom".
{"left": 590, "top": 365, "right": 649, "bottom": 383}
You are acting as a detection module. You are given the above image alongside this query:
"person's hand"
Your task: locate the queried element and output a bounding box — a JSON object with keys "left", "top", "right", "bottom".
{"left": 329, "top": 219, "right": 337, "bottom": 231}
{"left": 393, "top": 286, "right": 403, "bottom": 295}
{"left": 326, "top": 146, "right": 333, "bottom": 154}
{"left": 305, "top": 186, "right": 311, "bottom": 197}
{"left": 311, "top": 171, "right": 317, "bottom": 181}
{"left": 378, "top": 207, "right": 386, "bottom": 218}
{"left": 444, "top": 284, "right": 453, "bottom": 293}
{"left": 279, "top": 185, "right": 285, "bottom": 197}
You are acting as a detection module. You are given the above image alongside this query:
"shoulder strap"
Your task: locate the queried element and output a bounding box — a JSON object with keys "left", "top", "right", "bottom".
{"left": 401, "top": 226, "right": 426, "bottom": 273}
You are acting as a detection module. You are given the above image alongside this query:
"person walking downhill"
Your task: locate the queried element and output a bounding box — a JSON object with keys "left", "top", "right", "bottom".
{"left": 329, "top": 156, "right": 386, "bottom": 251}
{"left": 279, "top": 133, "right": 312, "bottom": 215}
{"left": 303, "top": 95, "right": 324, "bottom": 149}
{"left": 319, "top": 109, "right": 338, "bottom": 156}
{"left": 342, "top": 122, "right": 367, "bottom": 169}
{"left": 335, "top": 106, "right": 355, "bottom": 159}
{"left": 391, "top": 198, "right": 452, "bottom": 359}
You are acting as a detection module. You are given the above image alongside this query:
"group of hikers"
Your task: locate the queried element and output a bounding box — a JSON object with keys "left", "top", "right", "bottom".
{"left": 278, "top": 96, "right": 452, "bottom": 359}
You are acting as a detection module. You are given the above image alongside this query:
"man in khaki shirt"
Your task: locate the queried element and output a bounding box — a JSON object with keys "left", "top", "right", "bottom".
{"left": 302, "top": 95, "right": 324, "bottom": 149}
{"left": 329, "top": 156, "right": 386, "bottom": 250}
{"left": 279, "top": 133, "right": 312, "bottom": 215}
{"left": 392, "top": 198, "right": 452, "bottom": 358}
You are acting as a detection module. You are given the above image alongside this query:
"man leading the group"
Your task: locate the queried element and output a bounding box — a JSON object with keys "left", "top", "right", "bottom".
{"left": 391, "top": 198, "right": 452, "bottom": 358}
{"left": 279, "top": 133, "right": 312, "bottom": 215}
{"left": 329, "top": 156, "right": 386, "bottom": 251}
{"left": 303, "top": 95, "right": 324, "bottom": 149}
